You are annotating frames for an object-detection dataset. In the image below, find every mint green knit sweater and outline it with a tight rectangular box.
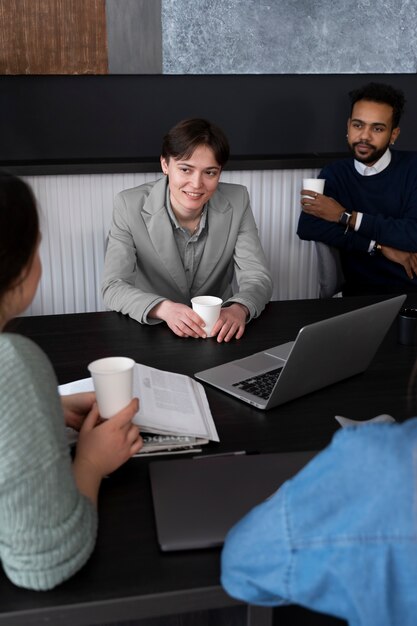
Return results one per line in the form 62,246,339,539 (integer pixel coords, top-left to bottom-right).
0,333,97,590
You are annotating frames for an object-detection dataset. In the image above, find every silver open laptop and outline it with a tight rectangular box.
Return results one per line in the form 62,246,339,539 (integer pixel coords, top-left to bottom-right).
195,295,406,410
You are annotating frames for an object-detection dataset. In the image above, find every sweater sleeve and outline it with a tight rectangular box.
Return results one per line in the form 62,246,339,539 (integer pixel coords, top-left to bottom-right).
356,167,417,250
297,167,372,254
0,334,97,590
298,153,417,253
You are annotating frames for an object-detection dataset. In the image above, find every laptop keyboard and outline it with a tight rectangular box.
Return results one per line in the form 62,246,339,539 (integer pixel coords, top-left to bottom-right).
232,367,283,400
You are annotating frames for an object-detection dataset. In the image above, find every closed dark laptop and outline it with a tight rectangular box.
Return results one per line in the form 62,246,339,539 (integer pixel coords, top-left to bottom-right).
150,450,317,551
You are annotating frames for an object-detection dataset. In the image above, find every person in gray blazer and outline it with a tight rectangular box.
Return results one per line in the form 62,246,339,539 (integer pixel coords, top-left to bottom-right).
102,118,273,342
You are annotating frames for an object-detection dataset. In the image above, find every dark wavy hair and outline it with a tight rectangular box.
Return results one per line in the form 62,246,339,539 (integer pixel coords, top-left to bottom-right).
349,82,406,129
161,118,230,167
0,171,39,305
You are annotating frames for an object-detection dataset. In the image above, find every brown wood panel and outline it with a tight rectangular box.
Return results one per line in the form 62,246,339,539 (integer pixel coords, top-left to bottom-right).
0,0,108,74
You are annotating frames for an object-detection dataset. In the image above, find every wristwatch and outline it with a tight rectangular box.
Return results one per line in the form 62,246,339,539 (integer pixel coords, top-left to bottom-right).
369,242,382,256
338,211,352,227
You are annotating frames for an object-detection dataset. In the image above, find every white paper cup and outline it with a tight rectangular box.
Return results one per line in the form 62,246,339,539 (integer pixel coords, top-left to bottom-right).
191,296,223,338
302,178,325,200
87,356,135,419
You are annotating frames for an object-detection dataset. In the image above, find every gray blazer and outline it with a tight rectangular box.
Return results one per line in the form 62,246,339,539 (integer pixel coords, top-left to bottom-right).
102,177,273,324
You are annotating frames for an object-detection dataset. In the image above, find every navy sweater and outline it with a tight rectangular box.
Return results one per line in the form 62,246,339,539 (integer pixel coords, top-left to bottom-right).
297,150,417,295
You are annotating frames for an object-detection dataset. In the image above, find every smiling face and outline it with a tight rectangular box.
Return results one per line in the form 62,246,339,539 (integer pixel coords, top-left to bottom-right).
160,144,221,221
347,99,400,165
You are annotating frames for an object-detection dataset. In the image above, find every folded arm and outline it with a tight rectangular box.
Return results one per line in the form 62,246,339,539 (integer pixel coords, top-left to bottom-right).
298,169,417,279
299,165,417,251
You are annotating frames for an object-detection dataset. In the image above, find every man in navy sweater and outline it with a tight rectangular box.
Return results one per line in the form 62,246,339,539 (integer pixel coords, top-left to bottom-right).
297,82,417,295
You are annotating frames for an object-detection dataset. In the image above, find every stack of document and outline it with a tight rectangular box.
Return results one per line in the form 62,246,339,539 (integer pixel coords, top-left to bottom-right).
59,363,219,455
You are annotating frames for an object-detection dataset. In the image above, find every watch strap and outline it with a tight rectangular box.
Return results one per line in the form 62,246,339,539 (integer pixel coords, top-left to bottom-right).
369,242,382,256
338,211,352,226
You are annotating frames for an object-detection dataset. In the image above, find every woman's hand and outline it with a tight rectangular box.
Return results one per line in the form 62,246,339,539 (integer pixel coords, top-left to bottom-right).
150,300,207,338
211,303,248,342
73,398,143,506
61,392,96,430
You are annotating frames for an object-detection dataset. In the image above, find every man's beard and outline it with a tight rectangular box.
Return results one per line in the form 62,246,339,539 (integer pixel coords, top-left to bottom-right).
348,140,390,165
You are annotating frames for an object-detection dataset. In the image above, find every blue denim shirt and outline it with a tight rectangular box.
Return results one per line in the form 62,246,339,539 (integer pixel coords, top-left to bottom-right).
221,419,417,626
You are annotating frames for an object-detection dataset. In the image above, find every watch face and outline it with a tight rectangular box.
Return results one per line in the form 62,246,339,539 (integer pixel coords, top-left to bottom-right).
340,212,351,226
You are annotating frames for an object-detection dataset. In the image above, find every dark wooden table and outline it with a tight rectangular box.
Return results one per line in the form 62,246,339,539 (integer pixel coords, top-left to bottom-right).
2,296,417,626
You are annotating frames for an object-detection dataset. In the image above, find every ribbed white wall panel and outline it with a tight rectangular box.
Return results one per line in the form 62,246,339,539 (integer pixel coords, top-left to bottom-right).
23,168,320,316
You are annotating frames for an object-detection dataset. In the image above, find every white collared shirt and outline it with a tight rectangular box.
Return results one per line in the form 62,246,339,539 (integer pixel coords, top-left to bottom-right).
165,188,208,290
354,148,391,177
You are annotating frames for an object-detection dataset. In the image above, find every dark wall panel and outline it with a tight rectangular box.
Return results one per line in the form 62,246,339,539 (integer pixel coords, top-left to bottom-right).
1,74,416,173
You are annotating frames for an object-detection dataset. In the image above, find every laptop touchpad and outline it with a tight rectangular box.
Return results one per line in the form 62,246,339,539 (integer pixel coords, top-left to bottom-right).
236,353,283,373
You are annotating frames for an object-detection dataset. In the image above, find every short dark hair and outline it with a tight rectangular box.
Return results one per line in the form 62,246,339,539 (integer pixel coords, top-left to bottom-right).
161,118,230,167
349,82,406,129
0,171,39,306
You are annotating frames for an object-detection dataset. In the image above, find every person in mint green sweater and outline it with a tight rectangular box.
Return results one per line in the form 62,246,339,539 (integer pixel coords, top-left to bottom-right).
0,171,143,590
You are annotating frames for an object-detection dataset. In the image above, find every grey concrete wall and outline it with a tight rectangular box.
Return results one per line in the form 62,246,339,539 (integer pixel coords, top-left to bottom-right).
162,0,417,74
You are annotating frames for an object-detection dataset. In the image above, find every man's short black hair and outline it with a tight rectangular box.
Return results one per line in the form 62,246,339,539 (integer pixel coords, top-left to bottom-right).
349,82,406,128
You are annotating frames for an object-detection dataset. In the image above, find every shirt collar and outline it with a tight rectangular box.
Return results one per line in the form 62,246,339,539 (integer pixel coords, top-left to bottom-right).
165,187,207,233
165,187,180,228
354,148,392,176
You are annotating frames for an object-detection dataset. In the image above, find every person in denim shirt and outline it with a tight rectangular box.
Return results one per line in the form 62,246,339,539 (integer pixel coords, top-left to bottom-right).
221,419,417,626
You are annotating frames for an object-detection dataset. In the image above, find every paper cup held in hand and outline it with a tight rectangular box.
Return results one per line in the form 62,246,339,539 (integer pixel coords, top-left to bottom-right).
191,296,223,338
302,178,325,200
87,356,135,418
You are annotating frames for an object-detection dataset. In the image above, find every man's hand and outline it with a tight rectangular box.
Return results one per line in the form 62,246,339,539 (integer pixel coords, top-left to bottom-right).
150,300,248,341
211,303,248,343
381,245,417,279
150,300,207,338
300,190,348,223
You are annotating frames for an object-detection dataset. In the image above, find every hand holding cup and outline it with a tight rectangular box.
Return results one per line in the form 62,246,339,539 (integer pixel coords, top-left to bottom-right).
87,356,135,418
191,296,223,338
301,178,325,204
